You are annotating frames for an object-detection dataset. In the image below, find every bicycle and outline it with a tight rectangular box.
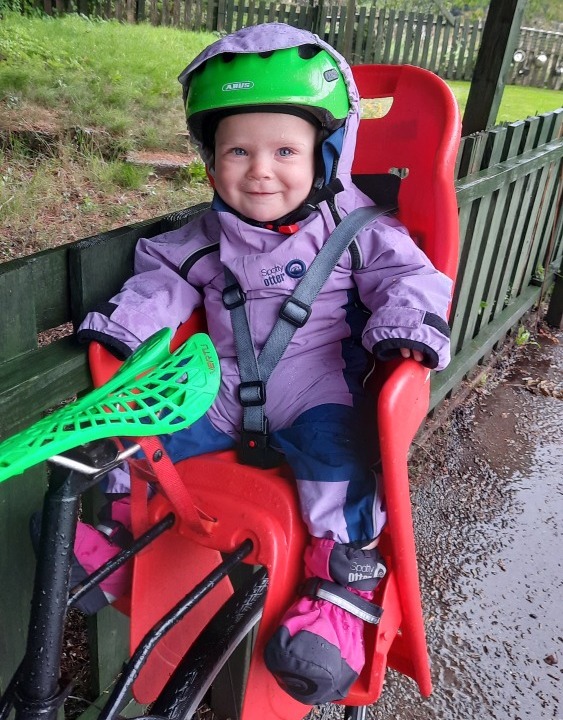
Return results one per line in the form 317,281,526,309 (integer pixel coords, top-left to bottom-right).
0,62,461,720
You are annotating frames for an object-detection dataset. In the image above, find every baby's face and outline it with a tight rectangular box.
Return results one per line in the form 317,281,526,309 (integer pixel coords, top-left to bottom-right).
213,112,317,223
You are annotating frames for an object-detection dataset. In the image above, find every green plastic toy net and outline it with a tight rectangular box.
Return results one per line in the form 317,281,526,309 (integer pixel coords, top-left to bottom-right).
0,329,220,484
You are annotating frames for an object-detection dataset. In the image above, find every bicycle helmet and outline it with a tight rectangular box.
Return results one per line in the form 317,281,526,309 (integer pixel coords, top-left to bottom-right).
184,44,350,154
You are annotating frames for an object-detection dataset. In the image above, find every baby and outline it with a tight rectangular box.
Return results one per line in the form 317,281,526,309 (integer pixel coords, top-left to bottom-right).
75,23,452,705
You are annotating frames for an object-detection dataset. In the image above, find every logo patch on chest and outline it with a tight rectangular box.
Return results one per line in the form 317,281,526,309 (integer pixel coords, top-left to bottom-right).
261,264,285,287
260,260,307,287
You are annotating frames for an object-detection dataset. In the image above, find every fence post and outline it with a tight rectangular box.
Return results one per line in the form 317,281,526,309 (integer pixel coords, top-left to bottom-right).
462,0,527,134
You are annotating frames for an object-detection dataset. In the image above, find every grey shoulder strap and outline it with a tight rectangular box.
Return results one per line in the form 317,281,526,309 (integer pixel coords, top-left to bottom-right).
223,204,394,464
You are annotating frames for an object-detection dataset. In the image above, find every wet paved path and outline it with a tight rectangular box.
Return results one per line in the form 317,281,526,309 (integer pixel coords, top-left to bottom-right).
310,328,562,720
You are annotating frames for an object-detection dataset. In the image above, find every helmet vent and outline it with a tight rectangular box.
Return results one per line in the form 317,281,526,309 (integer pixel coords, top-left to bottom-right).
258,51,274,58
221,52,236,63
298,44,321,60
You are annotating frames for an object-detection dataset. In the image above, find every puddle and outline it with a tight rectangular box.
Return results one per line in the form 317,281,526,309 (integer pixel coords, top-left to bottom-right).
360,334,563,720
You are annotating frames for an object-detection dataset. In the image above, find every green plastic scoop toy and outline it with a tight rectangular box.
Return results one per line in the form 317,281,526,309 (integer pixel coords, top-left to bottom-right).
0,329,220,484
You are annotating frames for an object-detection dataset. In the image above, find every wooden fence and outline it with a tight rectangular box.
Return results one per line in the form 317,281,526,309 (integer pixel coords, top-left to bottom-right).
434,107,563,407
0,108,562,703
10,0,563,89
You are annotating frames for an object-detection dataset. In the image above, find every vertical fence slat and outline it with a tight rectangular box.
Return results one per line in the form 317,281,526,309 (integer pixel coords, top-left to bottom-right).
256,0,265,25
382,9,395,63
354,6,367,64
429,16,443,73
194,0,202,31
401,11,416,65
287,3,297,31
479,124,526,328
363,8,376,64
412,13,425,68
520,158,560,286
446,17,461,79
392,11,405,65
419,14,433,69
327,5,338,51
317,2,330,42
493,123,539,316
205,0,213,31
267,2,276,23
372,9,387,64
502,117,542,303
531,157,563,280
451,188,498,351
150,0,158,25
464,20,481,79
439,17,453,77
511,162,551,295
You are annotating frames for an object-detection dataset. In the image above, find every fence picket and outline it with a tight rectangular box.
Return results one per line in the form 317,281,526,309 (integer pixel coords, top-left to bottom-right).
372,9,387,64
429,16,443,73
440,17,453,76
412,13,424,67
382,9,396,64
364,9,377,64
354,6,367,64
447,17,461,79
529,157,563,281
478,125,526,329
392,11,406,65
401,11,416,64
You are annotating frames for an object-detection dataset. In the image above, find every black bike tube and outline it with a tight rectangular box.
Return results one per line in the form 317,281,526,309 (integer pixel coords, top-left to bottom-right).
97,539,255,720
150,566,268,720
68,513,175,608
13,467,83,720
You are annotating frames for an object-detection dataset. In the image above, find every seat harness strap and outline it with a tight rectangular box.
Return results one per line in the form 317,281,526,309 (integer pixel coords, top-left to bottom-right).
223,204,395,467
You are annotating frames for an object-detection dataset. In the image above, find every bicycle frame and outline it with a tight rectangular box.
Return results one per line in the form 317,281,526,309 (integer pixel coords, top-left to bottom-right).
0,441,262,720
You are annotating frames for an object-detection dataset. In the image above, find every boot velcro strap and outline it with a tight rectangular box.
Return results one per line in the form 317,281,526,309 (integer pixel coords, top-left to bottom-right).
301,578,383,625
96,521,133,550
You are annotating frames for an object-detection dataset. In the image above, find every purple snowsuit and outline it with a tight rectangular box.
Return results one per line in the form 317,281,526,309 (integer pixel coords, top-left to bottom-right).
78,24,452,546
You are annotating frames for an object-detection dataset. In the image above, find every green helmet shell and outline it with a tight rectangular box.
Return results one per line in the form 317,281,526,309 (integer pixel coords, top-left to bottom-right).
186,45,350,147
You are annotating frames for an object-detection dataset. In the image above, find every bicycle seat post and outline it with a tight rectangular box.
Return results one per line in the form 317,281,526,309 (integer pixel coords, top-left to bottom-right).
14,465,90,720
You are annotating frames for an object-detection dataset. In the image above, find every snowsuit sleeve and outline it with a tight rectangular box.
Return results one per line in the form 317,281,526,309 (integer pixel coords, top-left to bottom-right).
77,228,206,358
354,215,453,371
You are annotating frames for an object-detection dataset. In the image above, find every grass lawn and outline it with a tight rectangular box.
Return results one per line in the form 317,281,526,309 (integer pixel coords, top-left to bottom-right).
447,81,562,123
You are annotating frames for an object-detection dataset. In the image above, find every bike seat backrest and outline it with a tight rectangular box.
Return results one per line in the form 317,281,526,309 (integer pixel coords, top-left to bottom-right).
351,64,460,284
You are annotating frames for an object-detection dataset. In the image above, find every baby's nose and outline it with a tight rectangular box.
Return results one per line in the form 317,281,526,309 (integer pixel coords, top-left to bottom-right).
248,154,273,179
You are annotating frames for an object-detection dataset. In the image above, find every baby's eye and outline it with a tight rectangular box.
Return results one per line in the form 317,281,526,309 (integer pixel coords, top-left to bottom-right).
231,147,247,156
278,147,294,157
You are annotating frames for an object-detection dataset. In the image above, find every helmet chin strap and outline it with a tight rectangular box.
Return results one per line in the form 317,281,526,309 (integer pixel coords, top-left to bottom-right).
267,179,344,231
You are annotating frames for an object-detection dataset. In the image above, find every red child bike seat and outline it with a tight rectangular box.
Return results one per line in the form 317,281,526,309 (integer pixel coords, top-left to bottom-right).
89,63,460,719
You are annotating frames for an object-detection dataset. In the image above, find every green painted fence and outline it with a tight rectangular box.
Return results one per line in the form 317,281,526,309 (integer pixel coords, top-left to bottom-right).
0,109,562,705
11,0,563,89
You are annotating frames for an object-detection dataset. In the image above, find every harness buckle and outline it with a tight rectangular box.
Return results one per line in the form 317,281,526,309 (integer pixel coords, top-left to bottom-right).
238,380,266,407
239,427,283,469
279,297,311,328
222,283,246,310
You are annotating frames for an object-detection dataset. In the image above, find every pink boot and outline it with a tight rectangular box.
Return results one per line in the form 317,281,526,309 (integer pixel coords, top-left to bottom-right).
264,537,386,705
72,496,133,614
